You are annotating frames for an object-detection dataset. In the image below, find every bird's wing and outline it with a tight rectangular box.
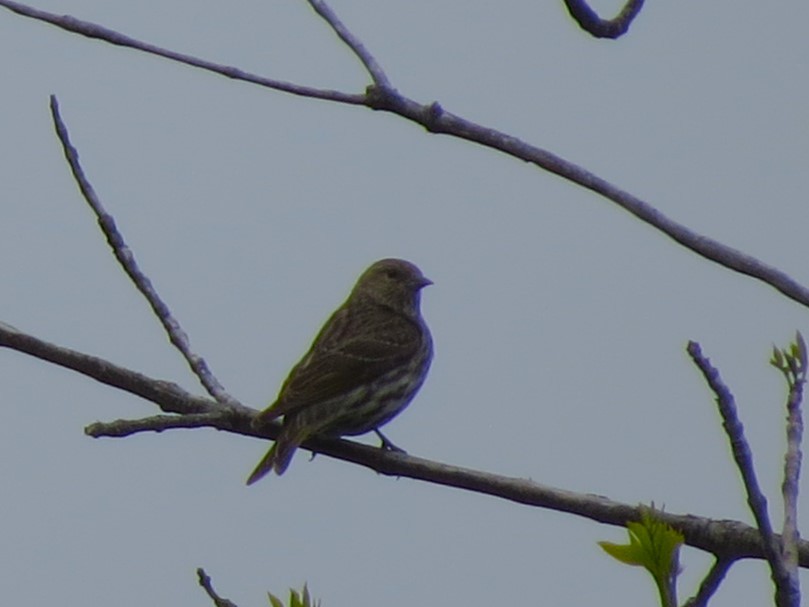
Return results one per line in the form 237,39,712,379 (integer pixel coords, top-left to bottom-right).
257,308,422,421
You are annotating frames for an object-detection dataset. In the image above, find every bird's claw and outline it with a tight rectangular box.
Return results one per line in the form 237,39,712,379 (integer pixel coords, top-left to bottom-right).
374,429,407,454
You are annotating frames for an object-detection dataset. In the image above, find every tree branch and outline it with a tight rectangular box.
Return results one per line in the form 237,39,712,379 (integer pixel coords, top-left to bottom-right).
49,95,238,407
687,341,793,604
2,0,806,312
3,321,809,566
562,0,646,39
0,321,239,415
683,557,735,607
779,334,806,606
0,0,363,104
362,87,809,311
85,413,230,438
197,568,239,607
306,0,390,87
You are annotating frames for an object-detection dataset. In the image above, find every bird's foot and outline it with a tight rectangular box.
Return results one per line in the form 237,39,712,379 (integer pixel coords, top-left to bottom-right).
374,429,407,454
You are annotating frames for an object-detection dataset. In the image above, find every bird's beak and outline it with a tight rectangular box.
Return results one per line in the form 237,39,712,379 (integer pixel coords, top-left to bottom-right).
417,276,433,289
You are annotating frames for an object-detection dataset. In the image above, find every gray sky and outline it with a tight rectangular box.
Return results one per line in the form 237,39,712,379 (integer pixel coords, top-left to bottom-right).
1,0,808,605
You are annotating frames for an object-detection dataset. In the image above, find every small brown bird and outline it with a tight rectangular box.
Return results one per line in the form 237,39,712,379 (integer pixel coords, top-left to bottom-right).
246,258,433,483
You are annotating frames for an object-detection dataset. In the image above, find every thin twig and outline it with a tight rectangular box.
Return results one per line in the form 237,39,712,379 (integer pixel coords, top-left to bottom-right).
2,1,809,310
197,568,239,607
306,0,390,87
683,557,735,607
0,0,362,104
780,333,806,605
687,341,791,597
562,0,646,39
85,413,228,438
49,95,238,407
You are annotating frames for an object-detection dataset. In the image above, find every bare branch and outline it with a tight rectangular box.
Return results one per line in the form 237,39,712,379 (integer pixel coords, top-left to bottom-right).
1,1,807,310
0,321,241,415
687,341,792,602
4,321,809,566
563,0,646,39
197,568,239,607
86,413,228,438
306,0,390,87
363,88,809,310
49,95,239,407
683,557,735,607
244,429,809,570
0,0,362,104
780,333,806,605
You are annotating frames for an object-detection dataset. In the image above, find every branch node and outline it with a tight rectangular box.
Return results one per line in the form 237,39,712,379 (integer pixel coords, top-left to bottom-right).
423,102,445,131
364,84,397,110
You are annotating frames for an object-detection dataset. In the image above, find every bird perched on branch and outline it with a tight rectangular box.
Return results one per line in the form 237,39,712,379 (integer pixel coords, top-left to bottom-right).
246,258,433,484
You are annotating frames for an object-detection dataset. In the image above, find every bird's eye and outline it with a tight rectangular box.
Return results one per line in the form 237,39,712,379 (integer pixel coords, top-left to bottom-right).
385,269,398,279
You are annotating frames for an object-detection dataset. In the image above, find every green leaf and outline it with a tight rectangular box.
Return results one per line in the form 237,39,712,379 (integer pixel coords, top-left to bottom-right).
599,507,683,607
267,584,319,607
598,539,645,566
290,589,302,607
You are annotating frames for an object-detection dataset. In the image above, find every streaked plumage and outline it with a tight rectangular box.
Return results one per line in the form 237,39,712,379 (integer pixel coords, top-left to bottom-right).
246,258,433,483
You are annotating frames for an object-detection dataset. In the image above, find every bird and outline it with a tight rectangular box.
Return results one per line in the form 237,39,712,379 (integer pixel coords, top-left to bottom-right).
246,258,433,484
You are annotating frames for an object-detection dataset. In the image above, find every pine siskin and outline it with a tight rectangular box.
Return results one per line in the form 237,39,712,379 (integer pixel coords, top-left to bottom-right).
246,258,433,483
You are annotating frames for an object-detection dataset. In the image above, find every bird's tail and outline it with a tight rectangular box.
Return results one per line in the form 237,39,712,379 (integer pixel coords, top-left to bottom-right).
246,442,278,485
245,436,302,485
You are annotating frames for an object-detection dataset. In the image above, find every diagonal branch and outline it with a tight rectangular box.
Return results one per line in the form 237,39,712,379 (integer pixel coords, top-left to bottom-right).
683,557,735,607
2,0,806,311
361,89,809,311
306,0,390,87
197,568,239,607
0,321,252,417
49,95,237,407
687,341,792,602
0,0,363,104
4,320,809,567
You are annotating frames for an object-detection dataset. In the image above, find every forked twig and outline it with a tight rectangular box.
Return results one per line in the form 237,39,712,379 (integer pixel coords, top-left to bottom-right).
0,0,805,311
0,0,362,104
306,0,390,87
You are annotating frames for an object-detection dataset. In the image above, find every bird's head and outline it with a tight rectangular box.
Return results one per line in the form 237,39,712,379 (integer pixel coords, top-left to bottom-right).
353,258,432,315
